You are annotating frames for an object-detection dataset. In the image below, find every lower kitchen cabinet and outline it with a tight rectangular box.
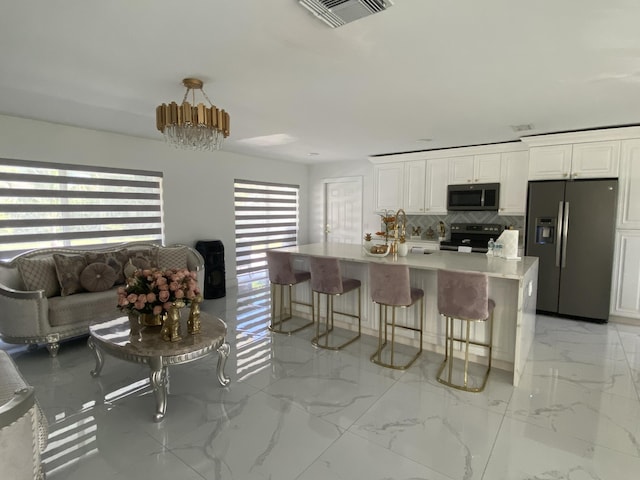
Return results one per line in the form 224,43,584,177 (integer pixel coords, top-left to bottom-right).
611,230,640,319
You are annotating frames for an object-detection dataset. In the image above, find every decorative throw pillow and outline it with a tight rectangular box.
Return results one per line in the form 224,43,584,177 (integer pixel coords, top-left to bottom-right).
157,246,189,270
17,257,61,297
123,259,139,279
80,262,117,292
128,248,157,270
85,248,129,285
53,254,87,296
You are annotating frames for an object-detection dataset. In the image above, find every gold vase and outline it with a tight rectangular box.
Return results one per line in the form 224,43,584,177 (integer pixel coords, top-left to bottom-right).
139,312,164,327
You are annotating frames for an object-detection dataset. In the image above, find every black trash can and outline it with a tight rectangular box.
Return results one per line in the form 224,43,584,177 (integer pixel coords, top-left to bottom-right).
195,240,226,299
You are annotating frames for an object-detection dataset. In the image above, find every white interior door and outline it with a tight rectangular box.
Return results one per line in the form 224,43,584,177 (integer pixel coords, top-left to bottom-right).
324,177,363,244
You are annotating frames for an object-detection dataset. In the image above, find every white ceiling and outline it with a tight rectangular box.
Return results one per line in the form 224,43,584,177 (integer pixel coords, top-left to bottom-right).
2,0,640,164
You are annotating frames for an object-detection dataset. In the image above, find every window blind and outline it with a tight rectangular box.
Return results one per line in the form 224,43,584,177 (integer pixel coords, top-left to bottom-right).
0,159,164,260
234,179,300,276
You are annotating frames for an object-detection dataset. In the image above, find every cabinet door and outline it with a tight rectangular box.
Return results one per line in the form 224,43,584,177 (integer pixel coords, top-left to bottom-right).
474,153,502,183
610,230,640,319
425,158,448,214
448,156,474,184
373,163,404,212
404,160,427,213
618,139,640,228
499,151,528,215
528,145,572,180
571,141,620,178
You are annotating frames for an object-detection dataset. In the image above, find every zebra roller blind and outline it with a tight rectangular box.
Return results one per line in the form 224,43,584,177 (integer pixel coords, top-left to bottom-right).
234,179,300,276
0,158,164,260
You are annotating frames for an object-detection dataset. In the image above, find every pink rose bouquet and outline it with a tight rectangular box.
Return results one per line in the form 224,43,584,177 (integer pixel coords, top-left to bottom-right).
117,267,200,315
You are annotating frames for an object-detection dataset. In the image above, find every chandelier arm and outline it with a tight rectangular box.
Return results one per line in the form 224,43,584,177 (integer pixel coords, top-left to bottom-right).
200,89,215,107
181,88,190,104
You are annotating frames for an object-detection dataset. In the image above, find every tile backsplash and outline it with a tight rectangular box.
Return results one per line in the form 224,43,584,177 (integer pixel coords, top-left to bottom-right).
405,213,525,243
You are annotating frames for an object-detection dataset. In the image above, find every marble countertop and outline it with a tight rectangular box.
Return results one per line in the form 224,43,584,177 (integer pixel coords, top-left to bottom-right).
278,243,538,280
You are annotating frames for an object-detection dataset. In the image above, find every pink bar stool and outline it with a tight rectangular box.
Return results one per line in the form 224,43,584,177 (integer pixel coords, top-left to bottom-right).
369,262,424,370
266,251,313,334
437,269,495,392
309,256,361,350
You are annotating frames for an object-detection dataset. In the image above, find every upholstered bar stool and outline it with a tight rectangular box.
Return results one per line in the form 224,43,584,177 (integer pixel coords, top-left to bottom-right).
369,262,424,370
436,269,495,392
266,251,313,335
309,256,361,350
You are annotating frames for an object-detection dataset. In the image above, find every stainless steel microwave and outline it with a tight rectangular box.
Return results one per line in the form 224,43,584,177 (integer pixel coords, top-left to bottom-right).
447,183,500,211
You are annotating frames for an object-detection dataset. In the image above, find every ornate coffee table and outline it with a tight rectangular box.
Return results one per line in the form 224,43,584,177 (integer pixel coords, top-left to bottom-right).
87,312,230,422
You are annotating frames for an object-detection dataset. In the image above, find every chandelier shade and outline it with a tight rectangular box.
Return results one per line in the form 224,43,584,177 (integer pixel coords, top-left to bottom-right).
156,78,230,151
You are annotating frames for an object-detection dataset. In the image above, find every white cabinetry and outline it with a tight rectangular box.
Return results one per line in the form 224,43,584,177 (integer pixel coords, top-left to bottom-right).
404,160,427,213
528,141,619,180
611,230,640,319
499,151,528,215
618,139,640,229
373,158,448,214
424,159,448,214
528,145,572,179
572,141,620,178
373,163,404,211
448,154,501,184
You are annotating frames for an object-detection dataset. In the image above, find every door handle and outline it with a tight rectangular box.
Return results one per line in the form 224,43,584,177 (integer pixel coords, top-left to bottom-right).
325,224,331,234
561,202,569,268
555,201,563,267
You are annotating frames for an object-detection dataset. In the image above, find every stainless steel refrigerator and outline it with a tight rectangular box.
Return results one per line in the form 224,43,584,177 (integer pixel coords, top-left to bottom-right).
525,179,618,322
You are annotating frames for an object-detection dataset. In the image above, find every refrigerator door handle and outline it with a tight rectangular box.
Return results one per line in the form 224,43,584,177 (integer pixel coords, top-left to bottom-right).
561,201,569,268
556,201,564,267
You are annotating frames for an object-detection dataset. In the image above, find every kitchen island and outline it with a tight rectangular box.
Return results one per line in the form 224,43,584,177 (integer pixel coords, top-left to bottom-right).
276,243,539,386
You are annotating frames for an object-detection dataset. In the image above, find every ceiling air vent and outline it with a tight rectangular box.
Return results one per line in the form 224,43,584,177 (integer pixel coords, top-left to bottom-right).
298,0,393,28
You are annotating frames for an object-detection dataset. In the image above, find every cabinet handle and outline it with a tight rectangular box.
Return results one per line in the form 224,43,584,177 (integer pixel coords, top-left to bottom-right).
563,173,569,177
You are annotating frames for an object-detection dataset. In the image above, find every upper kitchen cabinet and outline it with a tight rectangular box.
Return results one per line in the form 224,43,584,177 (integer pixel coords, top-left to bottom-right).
448,154,501,184
424,159,448,214
404,160,427,213
373,162,404,211
572,141,620,178
371,157,448,214
528,145,572,179
528,141,620,180
618,139,640,229
498,151,528,215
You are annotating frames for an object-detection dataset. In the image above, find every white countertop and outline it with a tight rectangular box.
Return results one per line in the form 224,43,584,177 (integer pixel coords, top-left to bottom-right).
278,243,538,281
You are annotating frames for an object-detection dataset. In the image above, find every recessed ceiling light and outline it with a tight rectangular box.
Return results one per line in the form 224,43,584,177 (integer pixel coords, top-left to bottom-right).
308,152,319,156
510,124,535,133
417,138,433,143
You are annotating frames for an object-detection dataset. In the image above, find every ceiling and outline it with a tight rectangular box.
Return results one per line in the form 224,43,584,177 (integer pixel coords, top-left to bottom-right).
1,0,640,164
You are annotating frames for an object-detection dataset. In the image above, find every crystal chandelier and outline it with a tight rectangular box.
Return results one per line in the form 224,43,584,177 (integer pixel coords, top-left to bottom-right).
155,78,230,151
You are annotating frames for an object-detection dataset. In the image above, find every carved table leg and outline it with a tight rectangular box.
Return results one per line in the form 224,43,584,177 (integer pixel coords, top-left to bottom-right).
149,356,168,422
87,337,104,377
216,342,231,386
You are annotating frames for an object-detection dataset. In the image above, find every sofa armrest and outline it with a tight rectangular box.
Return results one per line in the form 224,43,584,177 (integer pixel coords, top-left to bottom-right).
0,386,34,426
183,245,205,289
0,282,50,341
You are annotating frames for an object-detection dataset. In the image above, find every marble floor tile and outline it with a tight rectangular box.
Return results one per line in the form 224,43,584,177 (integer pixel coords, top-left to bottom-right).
297,431,456,480
3,279,640,480
350,380,504,480
169,391,341,480
484,416,640,479
508,372,640,457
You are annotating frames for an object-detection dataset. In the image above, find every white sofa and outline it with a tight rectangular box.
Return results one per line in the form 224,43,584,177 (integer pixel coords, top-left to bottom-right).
0,242,204,356
0,349,48,480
